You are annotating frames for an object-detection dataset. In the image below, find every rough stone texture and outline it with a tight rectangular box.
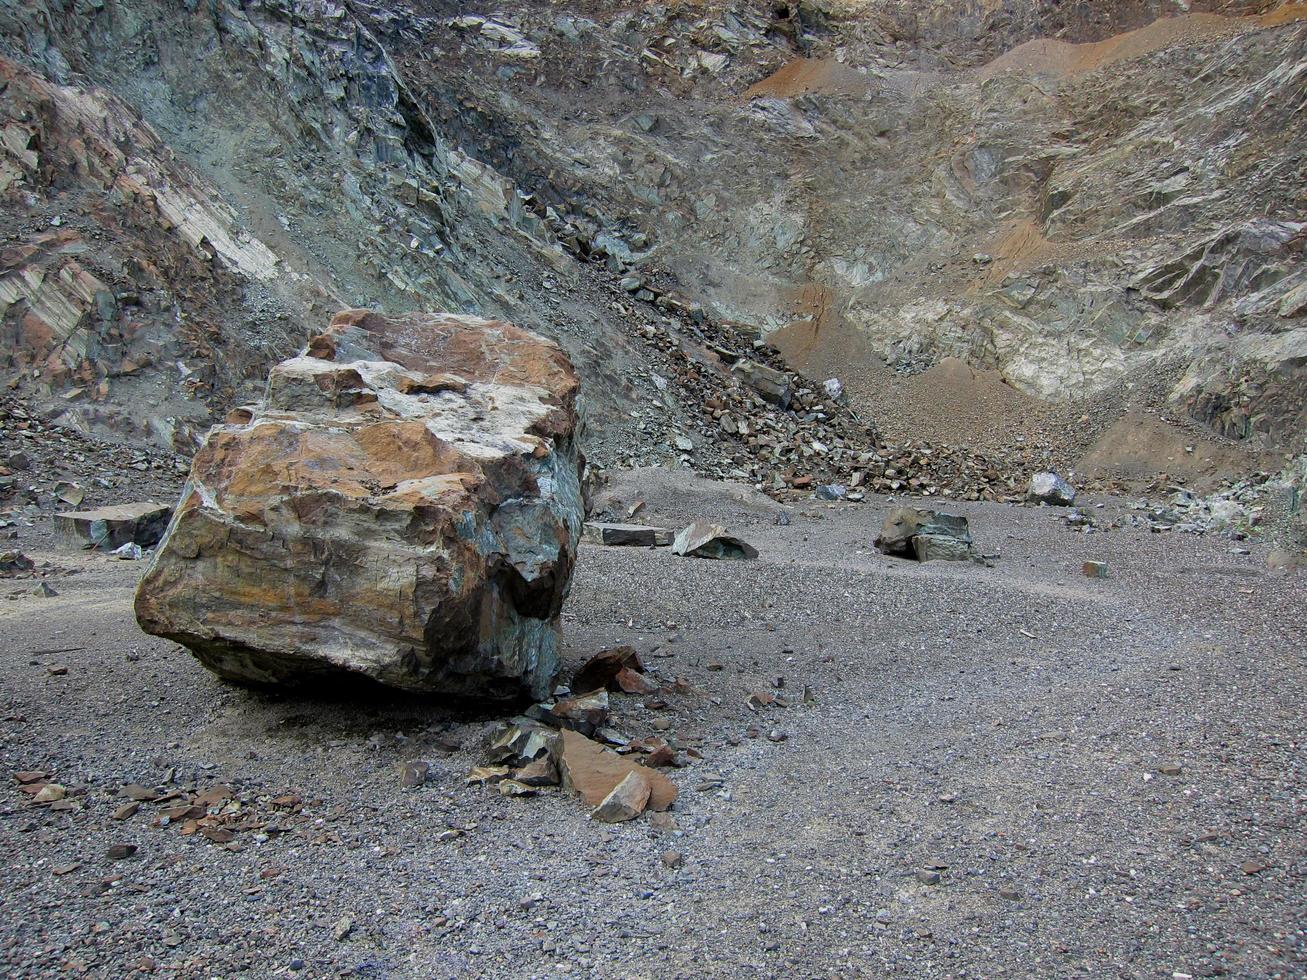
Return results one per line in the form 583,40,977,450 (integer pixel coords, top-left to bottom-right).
912,533,976,563
876,507,974,561
558,729,677,811
730,360,792,409
572,646,645,694
582,523,672,547
1027,471,1079,506
672,522,759,560
53,503,172,549
591,770,652,823
134,310,583,700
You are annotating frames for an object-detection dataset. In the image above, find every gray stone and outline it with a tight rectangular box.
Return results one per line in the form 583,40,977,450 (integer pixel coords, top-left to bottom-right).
582,523,673,547
1026,471,1077,506
672,522,758,560
912,533,974,562
54,502,172,550
875,507,974,561
730,360,791,408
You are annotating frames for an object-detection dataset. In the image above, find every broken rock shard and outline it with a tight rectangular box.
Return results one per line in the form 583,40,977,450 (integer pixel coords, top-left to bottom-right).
672,522,758,560
134,310,583,700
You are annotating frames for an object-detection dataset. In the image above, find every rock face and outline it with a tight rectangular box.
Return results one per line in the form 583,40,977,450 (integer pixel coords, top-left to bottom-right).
134,310,583,700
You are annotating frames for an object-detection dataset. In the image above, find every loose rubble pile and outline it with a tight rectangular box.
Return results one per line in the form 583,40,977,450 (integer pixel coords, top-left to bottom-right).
135,310,585,701
467,646,681,823
603,282,1050,502
0,395,187,520
12,769,307,854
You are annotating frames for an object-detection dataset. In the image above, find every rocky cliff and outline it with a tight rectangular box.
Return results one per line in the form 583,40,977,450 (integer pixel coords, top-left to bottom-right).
2,0,1304,486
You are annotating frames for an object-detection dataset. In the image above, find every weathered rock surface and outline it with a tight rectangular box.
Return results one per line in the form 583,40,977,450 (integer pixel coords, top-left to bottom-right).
134,310,583,700
876,508,975,562
672,522,758,560
591,770,652,823
572,646,645,695
582,523,672,547
558,729,677,812
54,502,172,549
1027,472,1078,506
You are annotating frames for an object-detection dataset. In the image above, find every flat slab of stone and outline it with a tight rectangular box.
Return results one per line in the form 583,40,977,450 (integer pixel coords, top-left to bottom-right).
559,729,677,812
54,502,172,549
582,522,672,546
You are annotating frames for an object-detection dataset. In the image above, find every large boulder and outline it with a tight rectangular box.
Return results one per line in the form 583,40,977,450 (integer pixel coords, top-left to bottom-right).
134,310,583,700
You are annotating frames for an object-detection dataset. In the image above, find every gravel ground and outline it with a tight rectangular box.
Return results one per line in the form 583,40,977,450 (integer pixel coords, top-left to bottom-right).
0,485,1303,979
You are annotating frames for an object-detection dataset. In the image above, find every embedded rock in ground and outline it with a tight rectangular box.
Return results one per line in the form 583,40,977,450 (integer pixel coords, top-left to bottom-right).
582,523,672,546
672,522,758,560
134,310,583,701
876,507,974,562
1026,472,1077,506
54,503,173,550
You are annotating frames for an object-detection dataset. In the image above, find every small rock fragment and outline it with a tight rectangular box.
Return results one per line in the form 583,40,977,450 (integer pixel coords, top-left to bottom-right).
572,646,645,694
32,784,66,804
498,779,539,798
614,667,657,695
591,770,651,823
466,765,511,786
399,760,430,788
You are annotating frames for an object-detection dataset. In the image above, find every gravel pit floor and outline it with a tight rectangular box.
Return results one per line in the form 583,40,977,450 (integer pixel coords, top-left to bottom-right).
0,489,1303,979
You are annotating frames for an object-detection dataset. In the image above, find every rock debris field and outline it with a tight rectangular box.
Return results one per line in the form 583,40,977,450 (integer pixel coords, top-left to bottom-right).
1,480,1303,979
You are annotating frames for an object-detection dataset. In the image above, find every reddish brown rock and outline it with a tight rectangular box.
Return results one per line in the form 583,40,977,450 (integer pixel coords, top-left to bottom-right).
558,729,677,812
134,310,583,700
591,770,652,823
572,645,645,694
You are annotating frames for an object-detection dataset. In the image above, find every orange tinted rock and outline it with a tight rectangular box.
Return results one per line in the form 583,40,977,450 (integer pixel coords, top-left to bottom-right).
134,310,583,700
559,730,677,812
